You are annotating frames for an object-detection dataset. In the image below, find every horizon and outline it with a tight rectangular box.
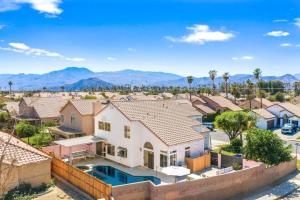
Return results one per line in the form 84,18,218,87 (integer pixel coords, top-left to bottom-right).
0,0,299,76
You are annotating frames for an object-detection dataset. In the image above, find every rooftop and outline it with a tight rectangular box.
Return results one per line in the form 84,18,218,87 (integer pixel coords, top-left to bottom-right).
0,131,50,166
252,108,276,119
111,100,208,146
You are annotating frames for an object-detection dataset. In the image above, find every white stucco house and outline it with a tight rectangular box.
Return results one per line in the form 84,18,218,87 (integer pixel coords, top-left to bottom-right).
251,108,276,130
94,100,210,171
266,103,300,128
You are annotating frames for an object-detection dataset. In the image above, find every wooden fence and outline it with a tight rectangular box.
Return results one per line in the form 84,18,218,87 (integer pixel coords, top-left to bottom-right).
185,153,211,173
51,157,112,200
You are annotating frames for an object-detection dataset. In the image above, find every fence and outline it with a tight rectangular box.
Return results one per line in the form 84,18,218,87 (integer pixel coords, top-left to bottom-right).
51,156,112,200
185,153,211,173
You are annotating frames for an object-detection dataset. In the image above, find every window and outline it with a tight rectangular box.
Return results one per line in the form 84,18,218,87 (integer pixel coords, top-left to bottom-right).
107,144,115,156
124,125,130,139
71,114,75,125
185,147,191,158
117,147,127,158
160,151,168,167
98,121,111,131
60,115,64,123
170,151,177,166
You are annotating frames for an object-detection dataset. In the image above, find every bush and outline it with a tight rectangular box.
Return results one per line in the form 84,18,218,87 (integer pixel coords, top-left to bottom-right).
43,121,57,127
15,121,36,138
230,138,243,153
84,95,97,100
244,128,293,165
232,162,242,170
4,183,49,200
0,112,9,122
30,132,53,147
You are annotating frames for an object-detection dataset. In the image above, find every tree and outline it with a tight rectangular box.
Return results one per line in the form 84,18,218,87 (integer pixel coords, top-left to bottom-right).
253,68,262,83
186,76,193,101
222,72,229,98
294,82,300,96
8,81,13,97
42,87,47,92
245,79,255,110
60,86,65,92
15,121,36,138
209,70,217,93
244,128,292,165
231,83,241,104
257,89,266,108
214,111,255,142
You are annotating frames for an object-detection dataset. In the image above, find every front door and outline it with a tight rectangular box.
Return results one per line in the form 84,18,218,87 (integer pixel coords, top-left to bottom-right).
96,142,105,156
144,150,154,169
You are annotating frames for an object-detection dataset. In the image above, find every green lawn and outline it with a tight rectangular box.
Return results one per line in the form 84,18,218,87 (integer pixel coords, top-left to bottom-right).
296,136,300,140
297,160,300,169
212,145,237,156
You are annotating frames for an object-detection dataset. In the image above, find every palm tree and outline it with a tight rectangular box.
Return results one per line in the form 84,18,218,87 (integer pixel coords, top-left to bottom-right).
8,81,13,97
60,86,65,92
222,72,230,98
245,79,255,110
253,68,262,106
186,76,193,101
231,83,240,104
209,70,217,94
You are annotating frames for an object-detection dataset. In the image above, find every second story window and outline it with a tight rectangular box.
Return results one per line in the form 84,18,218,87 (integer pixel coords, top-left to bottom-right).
124,125,130,139
98,121,111,131
71,114,75,125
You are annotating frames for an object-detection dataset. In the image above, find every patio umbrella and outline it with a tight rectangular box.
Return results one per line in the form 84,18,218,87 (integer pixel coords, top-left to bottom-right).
161,166,191,183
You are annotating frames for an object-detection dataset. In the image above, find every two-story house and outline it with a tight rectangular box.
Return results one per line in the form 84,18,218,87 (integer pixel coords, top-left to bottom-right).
94,100,210,171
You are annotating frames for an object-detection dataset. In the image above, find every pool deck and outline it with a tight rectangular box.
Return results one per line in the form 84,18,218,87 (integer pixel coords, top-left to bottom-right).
75,157,175,185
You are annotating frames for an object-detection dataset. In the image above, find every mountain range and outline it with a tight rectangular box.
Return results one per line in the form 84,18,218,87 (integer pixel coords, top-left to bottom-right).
0,67,299,91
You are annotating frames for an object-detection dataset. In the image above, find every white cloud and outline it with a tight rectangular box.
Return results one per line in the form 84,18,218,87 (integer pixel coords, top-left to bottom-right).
0,42,85,62
280,43,292,47
0,0,63,15
273,19,288,23
295,18,300,28
107,57,117,61
127,48,136,52
232,56,254,61
266,31,290,37
166,24,234,45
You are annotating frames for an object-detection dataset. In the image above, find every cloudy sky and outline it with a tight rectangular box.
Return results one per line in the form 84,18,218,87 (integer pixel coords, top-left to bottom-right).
0,0,299,76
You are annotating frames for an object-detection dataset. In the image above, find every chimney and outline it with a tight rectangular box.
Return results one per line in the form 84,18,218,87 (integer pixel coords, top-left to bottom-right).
92,101,102,115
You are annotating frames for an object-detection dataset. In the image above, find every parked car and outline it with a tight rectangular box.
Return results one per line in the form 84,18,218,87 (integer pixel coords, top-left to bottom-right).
281,123,298,135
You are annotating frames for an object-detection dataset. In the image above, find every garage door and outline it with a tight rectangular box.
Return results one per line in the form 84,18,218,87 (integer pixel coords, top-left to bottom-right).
267,120,274,129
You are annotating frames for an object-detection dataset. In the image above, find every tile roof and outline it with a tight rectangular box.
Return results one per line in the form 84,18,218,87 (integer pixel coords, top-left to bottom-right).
69,100,101,115
252,108,276,119
23,97,68,118
194,104,216,114
254,98,274,107
277,102,300,118
111,100,208,146
0,131,50,166
201,95,242,111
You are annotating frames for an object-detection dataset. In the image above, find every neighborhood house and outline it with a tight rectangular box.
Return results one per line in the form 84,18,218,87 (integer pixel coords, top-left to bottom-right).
94,100,210,170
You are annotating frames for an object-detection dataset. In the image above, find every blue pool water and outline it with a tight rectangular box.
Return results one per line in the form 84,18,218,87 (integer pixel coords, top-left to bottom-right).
86,165,161,186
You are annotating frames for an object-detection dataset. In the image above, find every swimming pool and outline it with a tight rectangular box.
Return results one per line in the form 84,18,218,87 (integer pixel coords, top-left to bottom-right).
86,165,161,186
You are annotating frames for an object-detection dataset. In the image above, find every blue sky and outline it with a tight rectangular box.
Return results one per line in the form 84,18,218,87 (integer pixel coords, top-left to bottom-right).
0,0,300,76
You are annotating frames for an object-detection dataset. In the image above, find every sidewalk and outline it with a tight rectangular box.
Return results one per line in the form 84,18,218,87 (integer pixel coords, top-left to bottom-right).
242,171,300,200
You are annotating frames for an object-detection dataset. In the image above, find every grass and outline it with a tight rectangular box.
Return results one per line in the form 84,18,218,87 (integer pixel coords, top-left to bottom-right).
212,145,237,156
297,160,300,169
21,132,54,148
296,136,300,140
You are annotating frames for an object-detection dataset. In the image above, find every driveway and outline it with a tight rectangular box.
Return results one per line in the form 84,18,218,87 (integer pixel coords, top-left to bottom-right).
210,130,230,148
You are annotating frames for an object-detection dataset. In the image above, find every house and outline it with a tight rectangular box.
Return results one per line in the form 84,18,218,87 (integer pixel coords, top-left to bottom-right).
48,100,103,138
94,100,210,170
199,94,242,113
267,102,300,127
251,108,276,129
239,98,274,110
0,131,51,195
16,97,68,124
3,101,19,116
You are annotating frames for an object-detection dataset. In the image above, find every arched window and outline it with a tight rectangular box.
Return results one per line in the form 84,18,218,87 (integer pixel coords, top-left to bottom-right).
144,142,153,150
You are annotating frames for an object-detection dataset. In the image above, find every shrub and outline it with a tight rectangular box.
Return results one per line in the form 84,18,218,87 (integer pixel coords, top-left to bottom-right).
0,112,9,122
84,95,97,100
43,121,57,127
4,182,49,200
232,162,242,170
31,132,53,147
15,121,36,138
244,128,293,165
230,138,243,153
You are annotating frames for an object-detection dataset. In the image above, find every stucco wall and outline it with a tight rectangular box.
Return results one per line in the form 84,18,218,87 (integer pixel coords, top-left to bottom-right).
61,103,94,135
95,104,204,170
112,158,297,200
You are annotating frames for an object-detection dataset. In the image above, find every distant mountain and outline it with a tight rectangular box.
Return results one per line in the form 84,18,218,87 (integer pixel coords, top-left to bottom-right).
59,78,114,91
95,69,182,86
0,67,299,90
